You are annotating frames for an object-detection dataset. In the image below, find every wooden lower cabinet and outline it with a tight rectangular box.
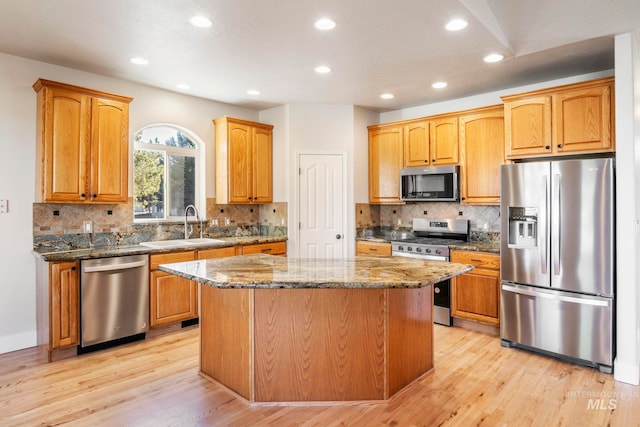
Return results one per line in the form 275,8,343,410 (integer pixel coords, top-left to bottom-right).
356,241,392,256
50,261,80,349
149,251,198,327
240,241,287,256
451,250,500,325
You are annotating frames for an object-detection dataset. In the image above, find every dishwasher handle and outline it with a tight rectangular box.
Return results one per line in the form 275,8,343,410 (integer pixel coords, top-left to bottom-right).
83,259,148,273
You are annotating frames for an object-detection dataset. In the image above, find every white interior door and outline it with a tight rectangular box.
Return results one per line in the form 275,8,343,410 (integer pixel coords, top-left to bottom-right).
298,153,345,259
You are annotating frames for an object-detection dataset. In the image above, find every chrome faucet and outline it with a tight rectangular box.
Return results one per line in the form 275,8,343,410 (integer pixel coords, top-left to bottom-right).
184,205,203,239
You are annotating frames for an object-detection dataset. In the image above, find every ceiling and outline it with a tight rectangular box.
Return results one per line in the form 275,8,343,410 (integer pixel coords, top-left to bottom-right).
0,0,639,111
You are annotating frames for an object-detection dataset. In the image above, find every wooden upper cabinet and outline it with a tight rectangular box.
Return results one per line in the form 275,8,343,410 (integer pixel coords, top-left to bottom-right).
459,106,504,205
33,79,132,203
430,115,459,165
504,96,552,158
502,77,614,159
403,121,430,166
214,117,273,204
368,125,404,204
554,83,613,153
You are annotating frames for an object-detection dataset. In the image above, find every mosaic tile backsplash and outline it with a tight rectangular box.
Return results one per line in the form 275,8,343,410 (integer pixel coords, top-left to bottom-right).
33,199,287,251
356,202,500,243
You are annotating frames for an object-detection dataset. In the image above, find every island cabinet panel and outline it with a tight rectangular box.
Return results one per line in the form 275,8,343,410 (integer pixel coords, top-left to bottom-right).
200,286,252,400
149,251,197,327
387,287,433,397
253,288,386,402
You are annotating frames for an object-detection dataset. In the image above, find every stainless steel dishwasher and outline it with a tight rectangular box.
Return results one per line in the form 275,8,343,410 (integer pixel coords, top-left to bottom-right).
79,254,149,353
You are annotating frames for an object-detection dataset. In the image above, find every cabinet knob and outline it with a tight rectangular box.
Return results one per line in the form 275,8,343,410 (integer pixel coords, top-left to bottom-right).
81,193,86,198
71,266,77,271
424,160,428,163
557,144,563,148
92,194,97,198
248,197,252,200
545,145,550,150
432,159,436,162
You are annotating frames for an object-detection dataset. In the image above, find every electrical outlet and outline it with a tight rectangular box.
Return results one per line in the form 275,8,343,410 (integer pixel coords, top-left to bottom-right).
83,220,92,233
211,218,218,226
0,199,7,213
225,217,230,226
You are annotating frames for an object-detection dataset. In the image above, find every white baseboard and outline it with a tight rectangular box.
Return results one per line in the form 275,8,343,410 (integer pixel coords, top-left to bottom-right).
0,331,37,355
614,358,640,385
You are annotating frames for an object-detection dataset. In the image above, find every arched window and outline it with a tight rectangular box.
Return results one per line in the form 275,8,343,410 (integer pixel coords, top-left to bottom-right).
133,124,202,221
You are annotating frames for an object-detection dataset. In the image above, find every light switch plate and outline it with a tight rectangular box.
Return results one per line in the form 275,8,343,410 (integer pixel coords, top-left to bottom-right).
0,199,7,213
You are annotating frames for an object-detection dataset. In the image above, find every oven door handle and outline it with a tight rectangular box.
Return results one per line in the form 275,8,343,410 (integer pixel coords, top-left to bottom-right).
392,251,448,261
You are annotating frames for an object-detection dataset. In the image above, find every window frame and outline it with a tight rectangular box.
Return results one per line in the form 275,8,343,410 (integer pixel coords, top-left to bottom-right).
132,123,205,223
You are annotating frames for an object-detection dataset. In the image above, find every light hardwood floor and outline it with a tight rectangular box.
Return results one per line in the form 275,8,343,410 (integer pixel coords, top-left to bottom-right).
1,325,638,426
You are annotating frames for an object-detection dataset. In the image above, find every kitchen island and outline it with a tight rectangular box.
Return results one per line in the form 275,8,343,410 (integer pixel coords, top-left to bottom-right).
159,254,472,403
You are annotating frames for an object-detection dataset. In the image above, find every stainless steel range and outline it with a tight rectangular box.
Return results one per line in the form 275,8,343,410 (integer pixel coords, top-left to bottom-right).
391,218,470,326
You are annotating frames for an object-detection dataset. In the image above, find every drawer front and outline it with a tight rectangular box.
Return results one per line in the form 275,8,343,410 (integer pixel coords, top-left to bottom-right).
150,251,196,270
451,251,499,270
356,241,392,256
242,241,287,255
198,246,236,259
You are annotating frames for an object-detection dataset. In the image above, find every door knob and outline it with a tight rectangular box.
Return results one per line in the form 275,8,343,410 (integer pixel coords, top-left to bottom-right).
336,234,342,239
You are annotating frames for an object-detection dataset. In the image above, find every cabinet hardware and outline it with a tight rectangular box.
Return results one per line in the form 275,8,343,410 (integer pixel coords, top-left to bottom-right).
545,146,551,149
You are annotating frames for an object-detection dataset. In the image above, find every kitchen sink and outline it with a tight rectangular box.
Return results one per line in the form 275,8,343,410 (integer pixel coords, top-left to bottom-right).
139,238,225,249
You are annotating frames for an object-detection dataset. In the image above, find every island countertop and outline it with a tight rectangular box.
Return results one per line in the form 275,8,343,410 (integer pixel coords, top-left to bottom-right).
158,253,473,289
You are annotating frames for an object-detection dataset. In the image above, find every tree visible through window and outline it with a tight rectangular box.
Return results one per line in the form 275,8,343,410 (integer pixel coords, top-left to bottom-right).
133,125,200,220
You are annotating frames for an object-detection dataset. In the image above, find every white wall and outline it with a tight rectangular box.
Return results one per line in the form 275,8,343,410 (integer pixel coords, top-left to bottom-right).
0,52,258,353
614,32,640,385
380,71,614,123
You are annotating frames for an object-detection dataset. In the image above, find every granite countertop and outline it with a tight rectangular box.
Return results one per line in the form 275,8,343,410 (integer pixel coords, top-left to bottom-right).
356,236,500,254
33,236,288,262
158,253,474,289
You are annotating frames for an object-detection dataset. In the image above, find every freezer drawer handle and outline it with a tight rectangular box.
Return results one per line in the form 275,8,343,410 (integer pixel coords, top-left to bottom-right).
502,284,609,307
83,260,148,273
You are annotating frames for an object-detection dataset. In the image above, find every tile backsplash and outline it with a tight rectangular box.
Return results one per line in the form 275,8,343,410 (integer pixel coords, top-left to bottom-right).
356,202,500,242
34,199,287,251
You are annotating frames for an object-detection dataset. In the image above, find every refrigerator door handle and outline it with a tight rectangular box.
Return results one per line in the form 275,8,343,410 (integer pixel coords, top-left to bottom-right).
552,173,561,275
540,174,548,275
502,284,610,307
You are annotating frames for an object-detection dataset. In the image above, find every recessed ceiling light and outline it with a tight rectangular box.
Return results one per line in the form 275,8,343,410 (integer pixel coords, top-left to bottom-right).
380,93,394,100
177,84,190,90
483,53,505,63
445,18,468,31
247,89,261,96
314,65,332,74
432,81,448,89
130,57,148,65
189,16,212,28
314,18,336,30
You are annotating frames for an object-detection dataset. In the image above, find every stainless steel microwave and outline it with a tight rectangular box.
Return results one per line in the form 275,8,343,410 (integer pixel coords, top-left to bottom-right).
400,165,459,202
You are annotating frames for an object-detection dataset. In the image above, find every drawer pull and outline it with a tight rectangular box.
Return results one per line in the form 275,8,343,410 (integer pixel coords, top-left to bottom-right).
262,248,272,252
471,259,482,262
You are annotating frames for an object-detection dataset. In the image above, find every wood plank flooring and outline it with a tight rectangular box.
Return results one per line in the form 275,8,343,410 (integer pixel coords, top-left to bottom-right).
0,325,638,426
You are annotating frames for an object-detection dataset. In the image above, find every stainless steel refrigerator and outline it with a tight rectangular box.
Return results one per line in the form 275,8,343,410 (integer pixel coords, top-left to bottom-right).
500,157,615,373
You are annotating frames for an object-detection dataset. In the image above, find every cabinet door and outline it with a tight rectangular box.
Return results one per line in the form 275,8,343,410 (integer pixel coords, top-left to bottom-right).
252,126,273,203
430,116,459,165
504,96,552,159
50,261,79,349
90,98,129,203
451,251,500,325
150,271,198,326
554,84,613,153
43,88,91,202
459,109,504,205
403,121,430,166
227,122,253,203
368,127,404,204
